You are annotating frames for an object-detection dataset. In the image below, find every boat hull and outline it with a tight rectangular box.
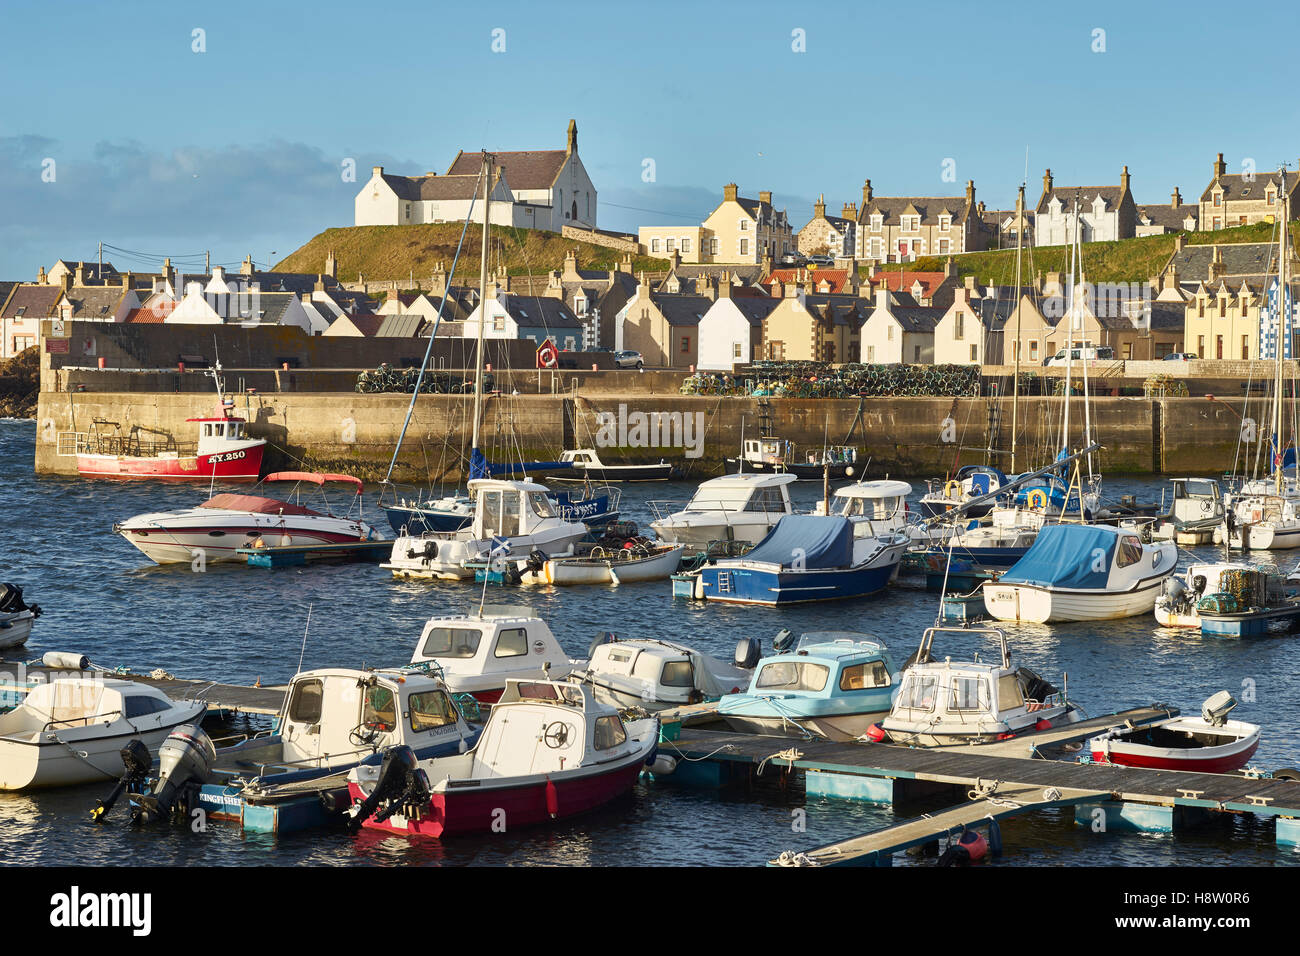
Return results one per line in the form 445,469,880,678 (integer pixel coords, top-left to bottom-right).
1089,719,1260,774
77,442,265,482
384,504,473,535
719,710,890,742
119,516,374,565
698,556,900,606
0,612,34,650
552,464,674,482
541,546,684,585
982,577,1167,623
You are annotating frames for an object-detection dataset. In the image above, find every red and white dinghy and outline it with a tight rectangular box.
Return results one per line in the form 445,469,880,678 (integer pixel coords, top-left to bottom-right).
1088,692,1260,774
346,679,658,838
115,471,380,565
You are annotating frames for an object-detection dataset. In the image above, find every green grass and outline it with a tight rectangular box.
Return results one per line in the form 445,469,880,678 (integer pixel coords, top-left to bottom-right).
274,224,670,283
878,221,1300,286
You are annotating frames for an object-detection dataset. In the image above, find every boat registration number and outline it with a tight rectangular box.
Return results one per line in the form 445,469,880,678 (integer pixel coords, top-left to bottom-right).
987,589,1012,602
208,450,247,463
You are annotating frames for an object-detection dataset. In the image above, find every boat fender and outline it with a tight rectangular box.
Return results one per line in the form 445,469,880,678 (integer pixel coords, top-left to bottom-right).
42,651,90,670
649,754,677,775
545,778,559,818
588,631,617,659
987,820,1003,858
865,724,886,743
1273,768,1300,781
960,829,988,862
772,628,796,652
734,637,761,670
1035,718,1052,731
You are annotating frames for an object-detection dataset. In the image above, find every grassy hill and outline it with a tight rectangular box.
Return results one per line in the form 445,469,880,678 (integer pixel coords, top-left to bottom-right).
274,224,670,283
895,221,1300,287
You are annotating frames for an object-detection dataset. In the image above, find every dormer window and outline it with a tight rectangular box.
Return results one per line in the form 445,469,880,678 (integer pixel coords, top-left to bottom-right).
1268,190,1276,204
1241,187,1251,197
871,214,882,231
939,216,951,232
1213,193,1222,207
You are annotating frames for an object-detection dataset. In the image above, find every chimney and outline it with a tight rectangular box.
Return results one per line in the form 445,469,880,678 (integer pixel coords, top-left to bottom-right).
562,249,580,281
1213,152,1226,179
944,256,956,278
1170,187,1181,209
813,194,826,219
618,253,632,274
842,202,856,219
1208,246,1224,283
241,254,255,276
61,272,73,293
769,276,783,299
964,275,976,292
875,286,891,311
1174,233,1185,253
314,274,326,293
965,180,975,206
162,257,174,285
1120,165,1131,196
74,263,86,286
723,183,739,203
1042,168,1053,196
566,119,577,155
372,165,384,178
325,249,338,279
122,271,134,290
862,179,873,205
785,279,799,299
703,274,719,301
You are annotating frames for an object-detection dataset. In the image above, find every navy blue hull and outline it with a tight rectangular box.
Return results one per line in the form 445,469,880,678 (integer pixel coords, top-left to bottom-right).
928,545,1030,569
698,560,898,606
385,504,471,535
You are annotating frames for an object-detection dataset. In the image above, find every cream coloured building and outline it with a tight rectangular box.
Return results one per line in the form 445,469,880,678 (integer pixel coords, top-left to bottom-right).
638,184,792,265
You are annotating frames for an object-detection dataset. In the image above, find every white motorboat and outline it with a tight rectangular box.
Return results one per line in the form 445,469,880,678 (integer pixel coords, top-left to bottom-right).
382,478,588,580
881,627,1081,747
0,583,41,651
982,523,1176,623
574,636,754,710
115,471,380,565
1155,561,1285,627
0,678,205,790
533,542,685,585
1215,490,1300,550
408,607,581,703
1138,477,1226,542
553,448,674,482
1088,692,1260,773
649,472,798,549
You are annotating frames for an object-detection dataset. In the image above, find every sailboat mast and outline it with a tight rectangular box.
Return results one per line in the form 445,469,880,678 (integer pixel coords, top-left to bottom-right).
1011,185,1024,473
1276,166,1289,494
1077,195,1094,483
471,151,492,456
1062,197,1075,457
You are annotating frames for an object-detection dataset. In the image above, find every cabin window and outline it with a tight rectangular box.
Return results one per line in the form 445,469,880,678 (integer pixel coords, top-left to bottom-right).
745,487,786,512
755,661,829,692
421,627,482,659
124,695,171,718
948,677,989,712
998,674,1025,710
482,490,521,536
593,715,627,750
839,661,890,691
408,691,459,732
529,492,557,518
363,685,397,731
1115,536,1143,568
287,679,324,723
661,661,694,688
898,673,937,711
494,627,529,658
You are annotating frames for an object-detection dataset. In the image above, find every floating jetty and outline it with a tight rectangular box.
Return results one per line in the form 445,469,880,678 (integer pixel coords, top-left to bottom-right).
236,541,391,568
652,715,1300,863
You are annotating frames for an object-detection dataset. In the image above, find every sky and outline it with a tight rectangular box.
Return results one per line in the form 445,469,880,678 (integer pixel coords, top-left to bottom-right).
2,0,1298,279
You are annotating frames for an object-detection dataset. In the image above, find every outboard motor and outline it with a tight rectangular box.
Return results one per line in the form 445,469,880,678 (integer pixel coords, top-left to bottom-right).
130,725,216,826
525,549,548,574
1202,691,1237,727
588,631,618,659
0,583,38,617
90,739,152,823
734,637,761,670
772,628,796,653
347,745,430,831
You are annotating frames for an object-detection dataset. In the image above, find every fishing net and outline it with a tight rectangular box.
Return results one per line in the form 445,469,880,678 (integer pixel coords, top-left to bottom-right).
681,363,980,398
355,364,488,394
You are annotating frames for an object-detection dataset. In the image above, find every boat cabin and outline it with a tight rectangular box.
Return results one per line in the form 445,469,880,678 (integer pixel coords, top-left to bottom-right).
409,608,575,698
1167,478,1223,525
189,415,252,456
740,437,789,468
825,479,912,535
583,637,747,705
683,472,797,514
466,478,569,540
272,667,470,770
740,634,895,701
560,449,604,467
0,679,180,739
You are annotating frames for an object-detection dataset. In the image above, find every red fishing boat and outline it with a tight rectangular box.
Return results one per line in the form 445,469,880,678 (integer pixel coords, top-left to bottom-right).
1088,692,1261,774
346,680,657,838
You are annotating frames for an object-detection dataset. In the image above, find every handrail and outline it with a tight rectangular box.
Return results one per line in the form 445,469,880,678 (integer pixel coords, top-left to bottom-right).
41,709,123,733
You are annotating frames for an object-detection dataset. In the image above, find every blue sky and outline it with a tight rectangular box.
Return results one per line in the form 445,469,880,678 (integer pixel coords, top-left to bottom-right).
2,0,1298,278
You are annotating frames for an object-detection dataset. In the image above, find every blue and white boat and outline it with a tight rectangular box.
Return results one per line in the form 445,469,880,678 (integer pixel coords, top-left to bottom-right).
716,633,899,741
386,487,619,536
692,514,908,605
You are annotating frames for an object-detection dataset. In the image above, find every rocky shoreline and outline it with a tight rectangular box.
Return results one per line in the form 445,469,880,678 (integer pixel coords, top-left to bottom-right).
0,348,38,419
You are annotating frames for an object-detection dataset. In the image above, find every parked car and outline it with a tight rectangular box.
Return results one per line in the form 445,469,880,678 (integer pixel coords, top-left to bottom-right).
614,350,644,369
779,251,807,266
1044,345,1115,367
805,254,834,266
1163,352,1196,361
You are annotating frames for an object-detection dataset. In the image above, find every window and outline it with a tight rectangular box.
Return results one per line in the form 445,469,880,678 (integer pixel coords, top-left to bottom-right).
661,661,693,688
1197,299,1205,318
363,684,396,731
913,345,922,362
871,214,882,230
998,674,1025,710
1029,341,1039,360
745,486,787,513
1197,334,1205,357
495,627,528,658
651,239,660,253
493,314,505,331
1213,217,1221,229
666,238,675,253
887,325,894,341
970,344,978,362
1242,335,1250,360
593,715,628,750
287,679,323,723
421,627,482,659
954,313,964,340
866,345,875,361
529,491,556,518
1213,194,1221,207
1268,190,1276,205
1216,335,1223,359
839,661,890,691
739,238,749,255
939,239,950,254
755,661,829,692
949,676,988,712
710,238,719,255
1116,535,1143,568
899,673,937,711
681,238,691,253
408,691,458,732
739,219,748,231
124,695,170,718
733,342,742,358
939,216,951,231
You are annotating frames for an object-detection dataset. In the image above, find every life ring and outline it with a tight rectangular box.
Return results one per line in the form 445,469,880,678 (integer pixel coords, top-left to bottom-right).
1027,488,1049,510
944,480,961,500
1201,499,1213,514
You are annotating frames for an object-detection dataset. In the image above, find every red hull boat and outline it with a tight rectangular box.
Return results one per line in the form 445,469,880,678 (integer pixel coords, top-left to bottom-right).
78,438,264,482
1088,696,1261,774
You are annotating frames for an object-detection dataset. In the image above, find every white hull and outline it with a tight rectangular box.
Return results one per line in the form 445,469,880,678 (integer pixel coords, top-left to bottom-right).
0,612,34,650
1154,604,1200,628
119,509,374,565
539,546,684,585
720,710,890,742
385,525,587,581
650,515,783,549
1215,523,1300,551
983,577,1167,623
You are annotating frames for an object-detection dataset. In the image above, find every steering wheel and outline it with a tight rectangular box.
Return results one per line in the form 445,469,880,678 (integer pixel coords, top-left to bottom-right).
349,720,390,747
542,721,573,749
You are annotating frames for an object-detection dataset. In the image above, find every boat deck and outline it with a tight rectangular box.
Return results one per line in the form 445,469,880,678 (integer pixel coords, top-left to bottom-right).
0,662,286,716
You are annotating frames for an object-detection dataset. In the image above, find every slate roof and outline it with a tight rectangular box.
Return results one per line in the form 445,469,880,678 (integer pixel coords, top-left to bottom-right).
649,293,713,327
500,295,582,329
0,282,18,313
881,303,943,333
673,264,765,284
1200,171,1298,203
52,260,119,284
447,150,567,190
1036,184,1127,214
859,196,971,226
1,285,62,318
1166,242,1288,281
60,287,131,319
382,172,490,202
723,296,782,326
1137,203,1199,231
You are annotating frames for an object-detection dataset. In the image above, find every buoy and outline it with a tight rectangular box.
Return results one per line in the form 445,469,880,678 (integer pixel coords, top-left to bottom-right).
1035,718,1052,731
649,754,677,775
545,778,559,818
42,651,90,670
959,829,988,862
865,724,886,742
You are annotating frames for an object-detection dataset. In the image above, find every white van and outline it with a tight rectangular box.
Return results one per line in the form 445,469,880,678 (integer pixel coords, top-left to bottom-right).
1044,344,1114,367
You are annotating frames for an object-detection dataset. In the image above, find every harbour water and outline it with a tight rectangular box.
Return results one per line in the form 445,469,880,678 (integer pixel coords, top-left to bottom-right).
1,418,1297,867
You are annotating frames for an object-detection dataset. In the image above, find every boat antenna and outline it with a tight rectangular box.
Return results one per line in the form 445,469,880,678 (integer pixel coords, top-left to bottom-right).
297,603,313,675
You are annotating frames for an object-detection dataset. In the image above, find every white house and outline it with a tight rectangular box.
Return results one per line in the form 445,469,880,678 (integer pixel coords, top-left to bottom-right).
463,289,583,350
696,283,780,370
1034,167,1137,245
355,120,597,232
860,288,942,364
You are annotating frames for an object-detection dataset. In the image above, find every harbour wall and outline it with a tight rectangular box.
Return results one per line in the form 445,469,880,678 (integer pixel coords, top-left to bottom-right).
34,389,1247,483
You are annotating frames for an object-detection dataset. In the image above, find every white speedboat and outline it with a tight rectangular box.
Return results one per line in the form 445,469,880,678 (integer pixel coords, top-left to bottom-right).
382,478,587,580
881,627,1081,747
115,471,380,565
649,472,798,549
574,636,754,710
409,607,580,703
0,584,41,651
0,678,205,790
1215,490,1300,550
982,523,1176,623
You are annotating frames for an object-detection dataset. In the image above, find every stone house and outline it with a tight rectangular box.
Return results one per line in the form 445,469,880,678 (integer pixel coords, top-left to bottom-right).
639,184,793,265
933,281,1018,365
1034,167,1137,245
1199,153,1300,231
614,276,714,368
759,284,865,364
55,282,141,323
854,179,985,262
1135,188,1199,236
1,284,61,358
797,197,857,258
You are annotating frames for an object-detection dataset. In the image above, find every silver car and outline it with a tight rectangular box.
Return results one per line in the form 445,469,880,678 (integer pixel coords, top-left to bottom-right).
614,350,644,369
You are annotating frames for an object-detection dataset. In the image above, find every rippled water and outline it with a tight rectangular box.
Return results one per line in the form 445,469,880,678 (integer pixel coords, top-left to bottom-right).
1,419,1296,866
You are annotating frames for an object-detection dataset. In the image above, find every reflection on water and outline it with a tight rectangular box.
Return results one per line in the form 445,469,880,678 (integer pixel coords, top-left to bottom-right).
1,420,1297,866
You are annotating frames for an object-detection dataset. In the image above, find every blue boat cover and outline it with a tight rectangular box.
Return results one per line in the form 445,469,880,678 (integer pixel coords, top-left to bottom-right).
998,524,1116,589
740,515,854,570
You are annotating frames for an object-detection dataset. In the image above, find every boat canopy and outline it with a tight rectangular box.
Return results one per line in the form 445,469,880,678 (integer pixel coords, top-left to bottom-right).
999,524,1117,589
741,515,853,569
835,479,912,500
265,471,364,493
199,493,322,517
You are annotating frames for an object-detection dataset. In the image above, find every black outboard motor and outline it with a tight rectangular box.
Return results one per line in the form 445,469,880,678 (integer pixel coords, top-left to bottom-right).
347,745,430,831
525,549,548,574
131,725,216,826
0,583,37,617
734,637,761,670
90,739,152,823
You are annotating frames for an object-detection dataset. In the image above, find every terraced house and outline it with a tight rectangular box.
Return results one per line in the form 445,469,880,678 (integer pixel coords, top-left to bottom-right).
1199,152,1300,231
639,184,793,265
760,283,865,364
853,179,986,262
1034,167,1137,245
613,275,714,367
796,197,857,259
